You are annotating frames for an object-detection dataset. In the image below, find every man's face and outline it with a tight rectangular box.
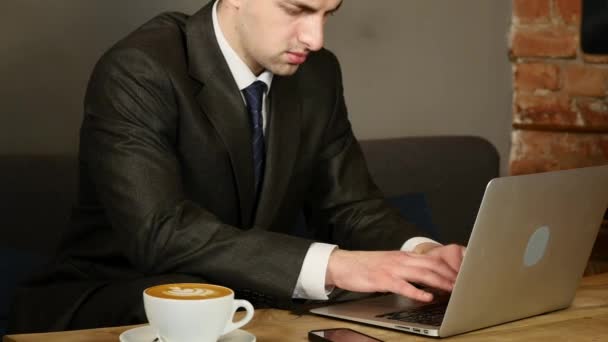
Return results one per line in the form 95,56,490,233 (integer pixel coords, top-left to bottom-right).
228,0,342,76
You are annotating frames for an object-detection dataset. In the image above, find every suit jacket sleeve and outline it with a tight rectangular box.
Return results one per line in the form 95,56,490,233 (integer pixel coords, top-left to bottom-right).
306,53,430,251
80,47,311,306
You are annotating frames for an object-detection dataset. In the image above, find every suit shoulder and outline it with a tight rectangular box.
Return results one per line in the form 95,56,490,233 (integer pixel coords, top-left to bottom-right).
85,13,191,109
100,12,189,70
120,12,188,49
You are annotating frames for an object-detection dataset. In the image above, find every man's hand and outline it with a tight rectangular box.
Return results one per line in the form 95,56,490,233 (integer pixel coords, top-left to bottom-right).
418,243,466,274
325,244,466,302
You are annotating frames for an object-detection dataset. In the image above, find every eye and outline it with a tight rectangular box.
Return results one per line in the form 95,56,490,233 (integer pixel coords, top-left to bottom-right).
281,4,303,16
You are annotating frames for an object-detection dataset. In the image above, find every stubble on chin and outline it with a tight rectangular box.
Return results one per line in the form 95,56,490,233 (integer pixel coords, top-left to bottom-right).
273,66,299,76
266,59,300,76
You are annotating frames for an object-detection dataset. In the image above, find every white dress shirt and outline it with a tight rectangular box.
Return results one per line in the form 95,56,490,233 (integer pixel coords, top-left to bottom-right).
211,1,438,300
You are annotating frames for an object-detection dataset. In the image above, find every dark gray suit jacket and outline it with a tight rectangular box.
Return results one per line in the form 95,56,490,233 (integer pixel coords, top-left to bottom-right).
10,1,424,333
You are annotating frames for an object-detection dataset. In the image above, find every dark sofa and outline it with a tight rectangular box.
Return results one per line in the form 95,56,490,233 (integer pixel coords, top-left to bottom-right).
0,135,498,336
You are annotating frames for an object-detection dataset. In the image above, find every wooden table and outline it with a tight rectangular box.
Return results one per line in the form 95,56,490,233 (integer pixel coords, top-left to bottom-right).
5,272,608,341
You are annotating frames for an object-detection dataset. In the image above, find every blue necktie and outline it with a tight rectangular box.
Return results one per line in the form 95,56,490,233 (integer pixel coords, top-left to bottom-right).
243,80,267,203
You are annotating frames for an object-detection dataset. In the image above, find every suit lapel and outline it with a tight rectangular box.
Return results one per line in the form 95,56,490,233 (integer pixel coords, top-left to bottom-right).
254,75,302,228
186,3,255,227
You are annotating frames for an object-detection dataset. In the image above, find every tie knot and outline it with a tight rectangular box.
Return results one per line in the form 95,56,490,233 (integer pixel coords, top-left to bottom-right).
243,80,267,114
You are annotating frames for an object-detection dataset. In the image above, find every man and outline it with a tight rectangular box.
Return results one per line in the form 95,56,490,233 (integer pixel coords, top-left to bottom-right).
9,0,465,333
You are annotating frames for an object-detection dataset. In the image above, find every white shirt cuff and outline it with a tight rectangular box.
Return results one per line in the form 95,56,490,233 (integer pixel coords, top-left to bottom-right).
292,242,338,300
401,236,441,252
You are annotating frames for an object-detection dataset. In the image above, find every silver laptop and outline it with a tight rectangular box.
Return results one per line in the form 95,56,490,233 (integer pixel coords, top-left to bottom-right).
311,165,608,337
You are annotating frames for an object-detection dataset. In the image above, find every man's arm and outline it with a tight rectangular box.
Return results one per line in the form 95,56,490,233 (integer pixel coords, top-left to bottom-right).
80,47,311,305
303,51,464,301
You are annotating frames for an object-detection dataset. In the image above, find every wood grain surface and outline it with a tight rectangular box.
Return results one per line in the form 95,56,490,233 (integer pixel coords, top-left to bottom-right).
4,272,608,341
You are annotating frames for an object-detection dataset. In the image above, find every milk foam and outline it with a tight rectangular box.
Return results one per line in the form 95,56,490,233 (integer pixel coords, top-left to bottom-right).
163,286,217,298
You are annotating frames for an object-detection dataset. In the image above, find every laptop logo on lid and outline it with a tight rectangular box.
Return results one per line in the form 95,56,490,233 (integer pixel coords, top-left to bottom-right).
524,225,550,267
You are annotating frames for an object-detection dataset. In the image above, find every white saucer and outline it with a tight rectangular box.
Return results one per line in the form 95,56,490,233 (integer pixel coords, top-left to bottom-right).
119,325,256,342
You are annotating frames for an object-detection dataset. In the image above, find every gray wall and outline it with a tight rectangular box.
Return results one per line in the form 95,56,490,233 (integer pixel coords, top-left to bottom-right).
1,0,512,173
325,1,512,174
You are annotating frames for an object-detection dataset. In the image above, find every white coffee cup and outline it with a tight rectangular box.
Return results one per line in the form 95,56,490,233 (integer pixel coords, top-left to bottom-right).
143,283,254,342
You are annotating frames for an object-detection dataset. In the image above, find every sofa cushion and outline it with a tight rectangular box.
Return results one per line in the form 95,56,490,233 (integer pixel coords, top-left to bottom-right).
360,136,499,245
386,193,438,240
0,248,47,329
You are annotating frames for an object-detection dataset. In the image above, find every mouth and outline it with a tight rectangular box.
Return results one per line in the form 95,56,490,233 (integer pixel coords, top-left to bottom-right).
286,51,308,65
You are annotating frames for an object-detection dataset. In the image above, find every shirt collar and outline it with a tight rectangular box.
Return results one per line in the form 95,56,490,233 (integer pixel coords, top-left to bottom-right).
212,0,273,91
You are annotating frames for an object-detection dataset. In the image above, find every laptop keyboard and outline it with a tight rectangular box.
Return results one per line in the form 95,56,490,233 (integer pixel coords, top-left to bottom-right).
376,301,447,326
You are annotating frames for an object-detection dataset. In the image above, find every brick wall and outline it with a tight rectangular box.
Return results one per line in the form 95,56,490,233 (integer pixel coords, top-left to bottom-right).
509,0,608,274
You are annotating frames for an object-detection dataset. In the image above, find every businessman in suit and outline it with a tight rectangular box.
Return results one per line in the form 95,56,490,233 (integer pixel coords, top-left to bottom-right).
9,0,465,333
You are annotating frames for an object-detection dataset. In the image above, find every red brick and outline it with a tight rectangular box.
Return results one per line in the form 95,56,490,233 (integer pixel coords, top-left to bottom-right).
509,130,608,175
601,140,608,159
577,98,608,129
564,65,608,97
514,92,578,127
514,63,560,91
555,0,582,25
583,54,608,64
511,27,578,58
513,0,551,24
509,158,554,175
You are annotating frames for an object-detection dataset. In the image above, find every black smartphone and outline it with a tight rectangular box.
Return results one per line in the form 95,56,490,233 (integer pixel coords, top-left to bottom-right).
308,328,383,342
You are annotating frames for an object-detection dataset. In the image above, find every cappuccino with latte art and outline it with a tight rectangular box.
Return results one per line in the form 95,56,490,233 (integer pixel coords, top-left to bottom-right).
145,283,231,300
143,283,254,342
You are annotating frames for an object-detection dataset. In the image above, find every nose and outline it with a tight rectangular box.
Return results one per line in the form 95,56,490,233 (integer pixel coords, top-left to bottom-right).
298,15,325,51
